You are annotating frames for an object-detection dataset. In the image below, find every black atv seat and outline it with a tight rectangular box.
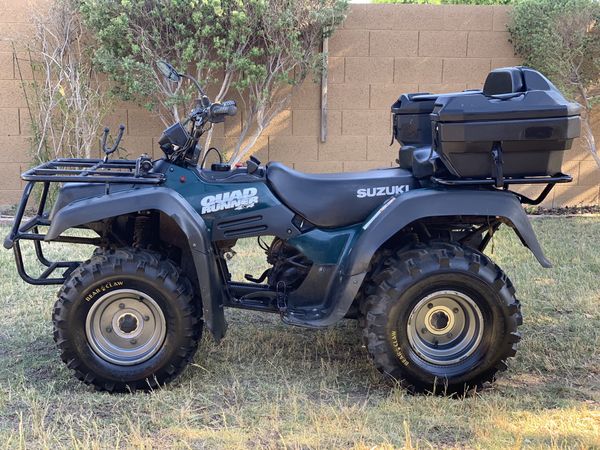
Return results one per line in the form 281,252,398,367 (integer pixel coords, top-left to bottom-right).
266,162,418,228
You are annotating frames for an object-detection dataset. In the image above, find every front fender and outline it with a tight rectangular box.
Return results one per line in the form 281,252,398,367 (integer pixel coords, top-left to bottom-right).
348,188,551,277
47,186,227,341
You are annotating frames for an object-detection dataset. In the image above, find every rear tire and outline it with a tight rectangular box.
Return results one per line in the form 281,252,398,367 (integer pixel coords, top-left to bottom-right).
53,248,202,392
359,242,522,394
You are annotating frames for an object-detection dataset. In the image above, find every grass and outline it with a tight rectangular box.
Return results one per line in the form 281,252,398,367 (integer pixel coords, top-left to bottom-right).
0,217,599,449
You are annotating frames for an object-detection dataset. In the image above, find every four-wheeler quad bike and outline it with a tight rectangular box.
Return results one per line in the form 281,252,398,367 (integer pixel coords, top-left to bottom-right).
4,62,581,394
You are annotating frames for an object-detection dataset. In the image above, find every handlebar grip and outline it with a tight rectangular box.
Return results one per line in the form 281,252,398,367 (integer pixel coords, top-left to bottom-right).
211,100,237,117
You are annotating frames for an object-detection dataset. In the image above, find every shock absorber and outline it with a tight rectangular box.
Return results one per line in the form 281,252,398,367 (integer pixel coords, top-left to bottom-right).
133,213,155,248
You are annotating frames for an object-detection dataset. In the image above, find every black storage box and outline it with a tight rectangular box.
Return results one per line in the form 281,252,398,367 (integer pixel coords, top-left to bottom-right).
431,67,581,179
392,90,480,146
392,93,438,146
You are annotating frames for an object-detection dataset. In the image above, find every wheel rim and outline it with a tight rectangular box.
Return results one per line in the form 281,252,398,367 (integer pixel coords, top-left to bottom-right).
406,290,484,366
85,288,166,366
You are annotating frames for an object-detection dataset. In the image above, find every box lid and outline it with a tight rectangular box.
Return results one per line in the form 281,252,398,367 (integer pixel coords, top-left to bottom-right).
432,91,580,123
391,93,438,115
432,67,581,123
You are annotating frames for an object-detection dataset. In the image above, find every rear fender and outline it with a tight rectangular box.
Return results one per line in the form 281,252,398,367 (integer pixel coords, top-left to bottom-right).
349,188,551,276
46,186,227,341
285,188,548,329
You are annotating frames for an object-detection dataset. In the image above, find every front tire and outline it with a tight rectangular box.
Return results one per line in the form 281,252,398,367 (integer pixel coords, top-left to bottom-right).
359,242,522,394
53,248,202,392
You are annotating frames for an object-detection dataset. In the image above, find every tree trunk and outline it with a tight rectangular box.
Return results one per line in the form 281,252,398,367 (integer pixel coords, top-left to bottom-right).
581,114,600,168
576,83,600,168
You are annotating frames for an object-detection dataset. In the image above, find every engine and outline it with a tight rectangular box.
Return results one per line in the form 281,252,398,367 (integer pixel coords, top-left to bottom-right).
266,238,312,290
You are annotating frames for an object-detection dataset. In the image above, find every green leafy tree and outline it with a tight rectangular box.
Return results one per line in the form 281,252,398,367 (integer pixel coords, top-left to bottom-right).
441,0,512,4
509,0,600,166
79,0,348,163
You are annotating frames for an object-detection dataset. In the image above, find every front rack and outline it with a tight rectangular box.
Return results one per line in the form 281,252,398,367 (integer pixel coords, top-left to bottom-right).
4,158,165,285
22,158,165,184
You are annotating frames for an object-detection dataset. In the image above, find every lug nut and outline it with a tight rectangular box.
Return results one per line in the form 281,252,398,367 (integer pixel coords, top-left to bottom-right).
421,328,427,334
143,315,150,321
119,303,125,309
453,308,459,314
427,303,433,309
130,339,137,345
106,327,112,333
447,333,453,338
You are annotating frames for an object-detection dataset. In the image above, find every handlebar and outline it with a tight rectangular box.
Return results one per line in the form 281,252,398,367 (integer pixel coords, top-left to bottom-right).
210,100,237,118
157,61,240,162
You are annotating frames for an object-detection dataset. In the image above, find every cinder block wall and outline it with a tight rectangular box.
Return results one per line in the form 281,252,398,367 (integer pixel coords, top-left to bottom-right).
0,3,598,208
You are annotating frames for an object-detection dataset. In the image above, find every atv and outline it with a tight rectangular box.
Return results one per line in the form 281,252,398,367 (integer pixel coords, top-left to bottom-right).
4,62,580,393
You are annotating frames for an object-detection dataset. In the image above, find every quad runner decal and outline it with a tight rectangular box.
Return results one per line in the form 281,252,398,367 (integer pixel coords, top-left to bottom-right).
356,185,410,198
200,188,259,214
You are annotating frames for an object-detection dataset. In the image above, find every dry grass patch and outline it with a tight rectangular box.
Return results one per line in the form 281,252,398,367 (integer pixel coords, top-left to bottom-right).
0,217,598,448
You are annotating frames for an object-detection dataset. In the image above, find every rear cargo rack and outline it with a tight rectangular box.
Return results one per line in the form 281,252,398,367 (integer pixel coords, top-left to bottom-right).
4,158,165,285
432,173,571,186
432,173,572,205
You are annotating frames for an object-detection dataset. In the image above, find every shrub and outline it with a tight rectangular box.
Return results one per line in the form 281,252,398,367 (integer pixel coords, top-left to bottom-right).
17,0,113,165
78,0,348,164
441,0,512,4
508,0,600,166
372,0,513,5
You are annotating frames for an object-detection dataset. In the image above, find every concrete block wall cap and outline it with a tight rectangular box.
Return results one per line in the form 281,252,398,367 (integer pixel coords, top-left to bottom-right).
442,5,494,31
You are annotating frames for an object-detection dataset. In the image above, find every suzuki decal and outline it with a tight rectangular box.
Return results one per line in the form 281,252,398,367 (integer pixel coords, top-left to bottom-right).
200,188,259,214
356,185,410,198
